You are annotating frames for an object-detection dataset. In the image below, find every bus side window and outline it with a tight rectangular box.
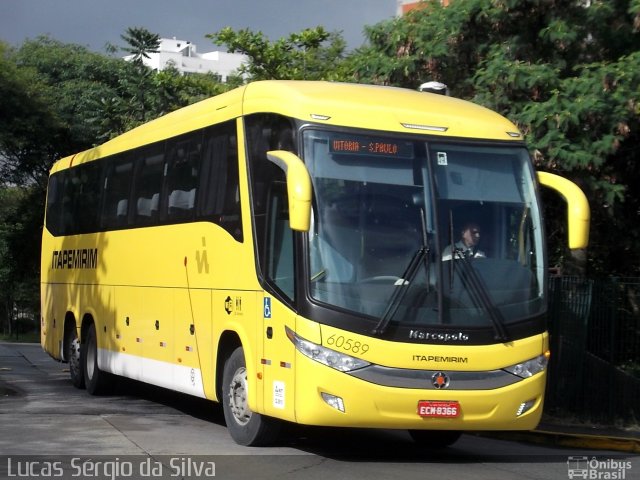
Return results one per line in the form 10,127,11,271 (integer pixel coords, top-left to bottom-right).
166,131,202,222
133,144,165,226
74,162,102,234
45,172,64,236
101,156,134,229
56,162,102,235
265,181,295,299
245,113,297,301
198,121,242,241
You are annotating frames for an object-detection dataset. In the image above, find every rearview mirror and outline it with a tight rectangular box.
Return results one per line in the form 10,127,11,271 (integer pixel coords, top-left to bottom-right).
266,150,312,232
537,171,590,250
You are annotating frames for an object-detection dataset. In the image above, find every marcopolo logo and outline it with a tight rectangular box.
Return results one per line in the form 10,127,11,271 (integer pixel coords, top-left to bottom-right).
408,330,469,342
567,456,633,479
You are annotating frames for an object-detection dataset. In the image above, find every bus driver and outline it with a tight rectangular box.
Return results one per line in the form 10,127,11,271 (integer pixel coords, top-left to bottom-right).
442,222,486,260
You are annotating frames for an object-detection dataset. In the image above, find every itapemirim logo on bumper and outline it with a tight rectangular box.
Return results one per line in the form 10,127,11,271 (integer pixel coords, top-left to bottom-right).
567,456,633,479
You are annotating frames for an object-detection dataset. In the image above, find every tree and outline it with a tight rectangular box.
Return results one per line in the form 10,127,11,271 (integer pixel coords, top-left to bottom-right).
1,37,141,185
119,27,232,125
149,65,237,118
121,27,161,64
120,27,162,123
0,34,228,326
350,0,640,275
0,41,68,188
207,26,348,81
0,187,23,335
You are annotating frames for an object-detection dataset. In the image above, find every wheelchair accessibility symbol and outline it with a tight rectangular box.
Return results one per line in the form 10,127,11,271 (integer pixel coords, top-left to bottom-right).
263,297,272,319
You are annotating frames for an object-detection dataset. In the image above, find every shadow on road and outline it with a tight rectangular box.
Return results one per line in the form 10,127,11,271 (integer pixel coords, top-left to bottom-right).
108,380,636,463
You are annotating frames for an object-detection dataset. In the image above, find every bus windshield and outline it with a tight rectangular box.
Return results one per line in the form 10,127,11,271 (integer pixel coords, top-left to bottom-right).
303,129,545,332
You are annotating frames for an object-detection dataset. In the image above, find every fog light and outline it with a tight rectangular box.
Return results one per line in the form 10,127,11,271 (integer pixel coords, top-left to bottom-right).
321,392,345,413
516,399,536,417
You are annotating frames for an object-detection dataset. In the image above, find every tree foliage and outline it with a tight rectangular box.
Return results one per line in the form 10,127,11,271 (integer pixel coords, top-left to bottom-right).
121,27,161,63
0,41,69,188
0,33,230,325
207,26,348,81
350,0,640,275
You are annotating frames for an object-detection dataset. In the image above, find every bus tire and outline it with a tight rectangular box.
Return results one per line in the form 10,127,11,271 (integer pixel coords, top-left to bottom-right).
408,430,462,448
65,323,85,389
222,346,281,446
82,322,113,395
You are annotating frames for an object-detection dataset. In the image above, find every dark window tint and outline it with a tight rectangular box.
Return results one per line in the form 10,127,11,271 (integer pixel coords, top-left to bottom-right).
101,155,134,229
245,113,297,300
72,162,103,233
45,173,64,236
45,119,242,241
46,162,103,235
265,182,295,299
166,132,202,222
133,144,165,225
198,122,242,241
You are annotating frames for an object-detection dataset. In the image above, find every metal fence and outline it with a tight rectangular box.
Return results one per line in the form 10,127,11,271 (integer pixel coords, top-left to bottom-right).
546,276,640,426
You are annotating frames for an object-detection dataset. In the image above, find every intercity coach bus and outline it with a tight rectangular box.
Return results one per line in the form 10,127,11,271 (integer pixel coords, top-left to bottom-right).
41,80,589,447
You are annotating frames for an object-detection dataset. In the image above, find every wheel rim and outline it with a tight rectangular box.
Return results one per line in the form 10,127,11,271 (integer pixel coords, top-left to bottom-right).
228,367,251,426
69,337,81,377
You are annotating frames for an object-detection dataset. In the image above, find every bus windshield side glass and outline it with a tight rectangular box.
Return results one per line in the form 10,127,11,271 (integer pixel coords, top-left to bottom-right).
303,129,545,331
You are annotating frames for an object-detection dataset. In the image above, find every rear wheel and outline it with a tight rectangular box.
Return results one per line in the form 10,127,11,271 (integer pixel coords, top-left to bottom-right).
82,322,113,395
222,346,281,446
65,324,84,389
408,430,462,448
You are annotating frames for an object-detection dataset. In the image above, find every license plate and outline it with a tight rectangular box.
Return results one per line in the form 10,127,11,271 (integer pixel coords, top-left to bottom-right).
417,400,461,418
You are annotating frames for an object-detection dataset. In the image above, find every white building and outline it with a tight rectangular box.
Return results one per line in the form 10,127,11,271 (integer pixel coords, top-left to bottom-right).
125,37,247,81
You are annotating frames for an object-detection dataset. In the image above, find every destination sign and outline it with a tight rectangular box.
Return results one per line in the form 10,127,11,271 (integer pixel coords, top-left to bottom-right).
330,135,414,159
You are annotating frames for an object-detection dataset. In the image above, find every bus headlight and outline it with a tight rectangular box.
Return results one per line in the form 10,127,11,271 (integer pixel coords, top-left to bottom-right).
503,352,549,378
285,327,370,372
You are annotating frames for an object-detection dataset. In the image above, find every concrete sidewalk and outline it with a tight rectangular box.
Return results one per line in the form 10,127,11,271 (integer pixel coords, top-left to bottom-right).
480,423,640,454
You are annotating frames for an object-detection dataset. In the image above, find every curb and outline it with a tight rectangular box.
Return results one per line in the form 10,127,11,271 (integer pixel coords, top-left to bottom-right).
478,430,640,454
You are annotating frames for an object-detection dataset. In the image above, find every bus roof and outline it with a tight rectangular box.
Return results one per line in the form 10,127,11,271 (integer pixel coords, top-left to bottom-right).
242,81,521,140
52,80,522,173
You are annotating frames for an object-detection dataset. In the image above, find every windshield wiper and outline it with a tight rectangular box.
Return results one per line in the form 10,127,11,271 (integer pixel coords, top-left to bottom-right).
452,251,510,342
372,208,430,336
371,247,428,335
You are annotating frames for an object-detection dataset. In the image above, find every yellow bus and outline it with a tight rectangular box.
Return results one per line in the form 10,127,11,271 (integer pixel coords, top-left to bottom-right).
41,80,590,447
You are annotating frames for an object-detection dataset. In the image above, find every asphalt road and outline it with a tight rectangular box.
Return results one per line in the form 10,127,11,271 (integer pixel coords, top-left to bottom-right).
0,342,637,480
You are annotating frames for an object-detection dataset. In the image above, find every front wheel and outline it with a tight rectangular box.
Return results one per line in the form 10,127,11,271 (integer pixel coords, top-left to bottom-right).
222,347,281,446
408,430,462,448
82,322,113,395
